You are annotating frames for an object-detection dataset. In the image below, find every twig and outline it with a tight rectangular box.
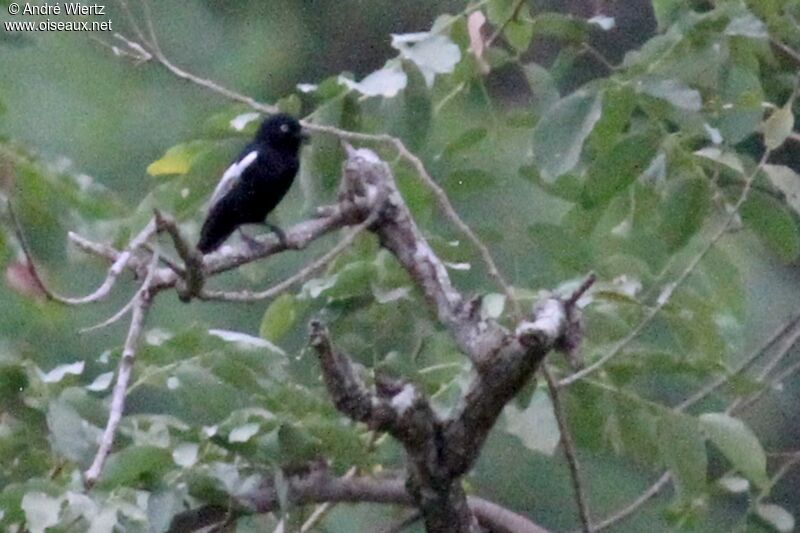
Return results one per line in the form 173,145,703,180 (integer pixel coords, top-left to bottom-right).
80,246,160,333
756,452,800,505
591,472,671,531
543,366,593,532
153,209,204,301
485,0,527,49
771,38,800,66
579,44,620,73
169,472,550,533
295,433,380,533
729,321,800,414
84,293,151,487
677,310,800,410
298,467,358,533
8,200,155,305
560,152,770,387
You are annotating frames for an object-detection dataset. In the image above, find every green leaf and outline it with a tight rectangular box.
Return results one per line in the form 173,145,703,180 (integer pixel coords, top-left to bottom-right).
278,423,322,466
581,131,661,208
589,84,636,155
659,176,710,251
172,442,199,468
97,446,172,490
532,89,603,182
148,487,186,533
339,62,407,98
392,60,432,151
699,412,768,488
530,12,588,43
21,492,62,533
391,30,461,87
46,396,102,467
326,260,378,301
717,65,764,144
637,78,702,111
229,422,261,444
694,147,744,174
505,17,533,52
725,13,768,39
522,63,560,115
755,503,795,533
146,141,211,176
658,414,707,502
444,168,494,197
259,294,299,343
441,128,487,160
763,104,795,151
503,389,560,456
717,475,749,494
276,94,302,116
741,190,800,263
763,164,800,216
651,0,682,29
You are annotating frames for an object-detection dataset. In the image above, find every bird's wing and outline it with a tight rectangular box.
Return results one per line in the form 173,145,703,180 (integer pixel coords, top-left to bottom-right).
208,150,259,209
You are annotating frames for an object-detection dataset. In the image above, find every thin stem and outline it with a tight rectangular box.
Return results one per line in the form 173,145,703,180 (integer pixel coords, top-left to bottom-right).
677,311,800,411
543,366,593,532
592,472,671,531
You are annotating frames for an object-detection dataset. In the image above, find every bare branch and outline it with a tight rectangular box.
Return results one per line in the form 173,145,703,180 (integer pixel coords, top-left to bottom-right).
80,246,160,333
8,200,155,305
309,321,480,533
153,209,204,301
444,298,570,478
84,292,151,487
199,212,377,302
542,366,593,532
169,471,550,533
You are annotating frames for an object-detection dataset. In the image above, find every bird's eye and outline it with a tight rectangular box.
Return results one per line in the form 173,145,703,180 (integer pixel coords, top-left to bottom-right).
280,124,289,133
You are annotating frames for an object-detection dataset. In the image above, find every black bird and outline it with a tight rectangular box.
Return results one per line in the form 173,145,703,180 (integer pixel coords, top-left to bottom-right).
197,114,307,254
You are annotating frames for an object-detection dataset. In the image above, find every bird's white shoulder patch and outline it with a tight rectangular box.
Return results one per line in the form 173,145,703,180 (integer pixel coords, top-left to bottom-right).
208,150,258,208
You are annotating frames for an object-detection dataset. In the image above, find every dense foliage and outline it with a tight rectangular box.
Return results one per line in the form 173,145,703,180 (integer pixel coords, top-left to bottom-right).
1,0,799,531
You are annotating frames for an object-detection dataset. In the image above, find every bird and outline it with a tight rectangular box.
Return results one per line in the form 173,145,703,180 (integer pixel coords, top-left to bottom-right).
197,114,307,254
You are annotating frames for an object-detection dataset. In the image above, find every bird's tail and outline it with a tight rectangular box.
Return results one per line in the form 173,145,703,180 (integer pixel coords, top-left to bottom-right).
197,217,236,254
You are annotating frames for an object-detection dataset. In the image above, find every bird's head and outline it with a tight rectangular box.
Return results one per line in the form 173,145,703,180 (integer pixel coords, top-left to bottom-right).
256,114,308,151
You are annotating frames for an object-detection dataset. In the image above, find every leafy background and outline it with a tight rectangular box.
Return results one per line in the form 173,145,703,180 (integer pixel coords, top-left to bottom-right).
1,0,800,531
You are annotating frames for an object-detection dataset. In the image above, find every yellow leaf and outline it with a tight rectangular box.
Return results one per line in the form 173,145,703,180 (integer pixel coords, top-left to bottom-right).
146,142,208,176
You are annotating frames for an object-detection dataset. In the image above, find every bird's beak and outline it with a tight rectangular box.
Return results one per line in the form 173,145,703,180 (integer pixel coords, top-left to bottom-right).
299,129,310,144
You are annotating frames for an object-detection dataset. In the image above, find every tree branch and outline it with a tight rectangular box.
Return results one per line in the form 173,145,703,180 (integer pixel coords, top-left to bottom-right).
83,291,152,487
309,321,480,533
169,471,549,533
8,199,155,305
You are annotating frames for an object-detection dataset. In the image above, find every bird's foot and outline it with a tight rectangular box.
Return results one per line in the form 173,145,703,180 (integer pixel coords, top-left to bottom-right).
238,228,262,251
263,222,289,248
